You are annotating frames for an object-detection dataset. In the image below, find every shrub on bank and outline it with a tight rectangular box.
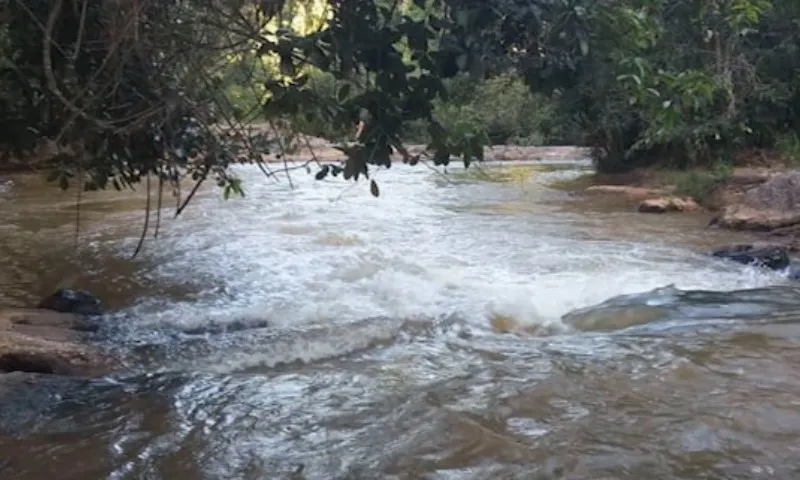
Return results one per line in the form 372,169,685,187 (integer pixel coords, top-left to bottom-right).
667,162,733,204
220,66,560,147
405,72,554,146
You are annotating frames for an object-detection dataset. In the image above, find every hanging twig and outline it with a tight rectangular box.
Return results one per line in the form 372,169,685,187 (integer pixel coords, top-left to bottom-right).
175,165,210,217
154,164,164,238
268,120,295,189
131,170,152,259
74,163,83,249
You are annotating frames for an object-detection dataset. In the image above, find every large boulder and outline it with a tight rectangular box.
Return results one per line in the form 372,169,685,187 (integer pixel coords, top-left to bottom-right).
37,289,105,316
0,309,115,376
711,243,791,271
716,171,800,230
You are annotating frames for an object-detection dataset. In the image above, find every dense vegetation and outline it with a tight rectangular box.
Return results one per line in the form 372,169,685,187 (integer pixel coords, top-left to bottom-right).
577,0,800,173
252,70,564,147
1,0,799,204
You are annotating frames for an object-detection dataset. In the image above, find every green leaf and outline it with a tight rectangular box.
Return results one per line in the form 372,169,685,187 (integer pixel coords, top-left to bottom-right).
456,54,468,71
343,160,355,180
338,83,351,102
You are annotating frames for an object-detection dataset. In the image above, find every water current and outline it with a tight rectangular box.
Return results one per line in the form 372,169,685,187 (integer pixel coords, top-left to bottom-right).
3,158,800,479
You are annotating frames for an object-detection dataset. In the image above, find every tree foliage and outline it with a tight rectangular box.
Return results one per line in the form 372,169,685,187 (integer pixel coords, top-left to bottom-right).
537,0,800,171
1,0,799,213
0,0,487,202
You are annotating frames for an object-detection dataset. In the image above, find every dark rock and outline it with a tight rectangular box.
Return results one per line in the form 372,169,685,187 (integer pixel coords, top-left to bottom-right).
0,352,66,375
37,289,105,316
711,244,791,271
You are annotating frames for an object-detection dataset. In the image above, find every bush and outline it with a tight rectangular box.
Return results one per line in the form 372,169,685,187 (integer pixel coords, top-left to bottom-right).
406,72,556,146
407,74,564,145
669,162,733,203
776,133,800,165
216,60,562,149
223,84,266,121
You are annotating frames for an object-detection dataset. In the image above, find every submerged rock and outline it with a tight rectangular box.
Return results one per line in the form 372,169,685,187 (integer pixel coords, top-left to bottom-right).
638,196,699,213
0,309,116,376
37,289,105,316
711,243,791,271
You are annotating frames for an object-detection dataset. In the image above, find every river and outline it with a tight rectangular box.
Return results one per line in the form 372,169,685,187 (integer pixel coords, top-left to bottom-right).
3,157,800,479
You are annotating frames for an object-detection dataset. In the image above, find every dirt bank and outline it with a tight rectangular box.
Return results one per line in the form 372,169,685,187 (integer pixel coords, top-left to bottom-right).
1,130,591,176
562,161,800,247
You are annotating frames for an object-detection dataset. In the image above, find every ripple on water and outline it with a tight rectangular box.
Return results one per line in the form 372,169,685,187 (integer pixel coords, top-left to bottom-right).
4,160,800,479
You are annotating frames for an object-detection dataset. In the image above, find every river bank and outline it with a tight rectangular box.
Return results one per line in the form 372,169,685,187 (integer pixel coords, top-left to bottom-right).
555,160,800,231
0,131,591,176
266,137,591,164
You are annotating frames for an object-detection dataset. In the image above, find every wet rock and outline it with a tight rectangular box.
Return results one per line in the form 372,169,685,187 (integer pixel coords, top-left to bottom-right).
585,185,665,199
711,244,791,271
638,196,699,213
37,289,104,316
0,309,116,376
717,171,800,231
788,265,800,280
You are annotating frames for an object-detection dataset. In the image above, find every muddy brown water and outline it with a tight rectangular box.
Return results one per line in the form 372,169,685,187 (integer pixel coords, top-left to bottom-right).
2,159,800,479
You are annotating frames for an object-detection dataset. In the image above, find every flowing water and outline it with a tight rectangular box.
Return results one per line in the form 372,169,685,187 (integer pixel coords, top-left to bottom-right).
2,158,800,479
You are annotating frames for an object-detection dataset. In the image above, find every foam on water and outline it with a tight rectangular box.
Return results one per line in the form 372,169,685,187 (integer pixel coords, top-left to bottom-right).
108,160,788,369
